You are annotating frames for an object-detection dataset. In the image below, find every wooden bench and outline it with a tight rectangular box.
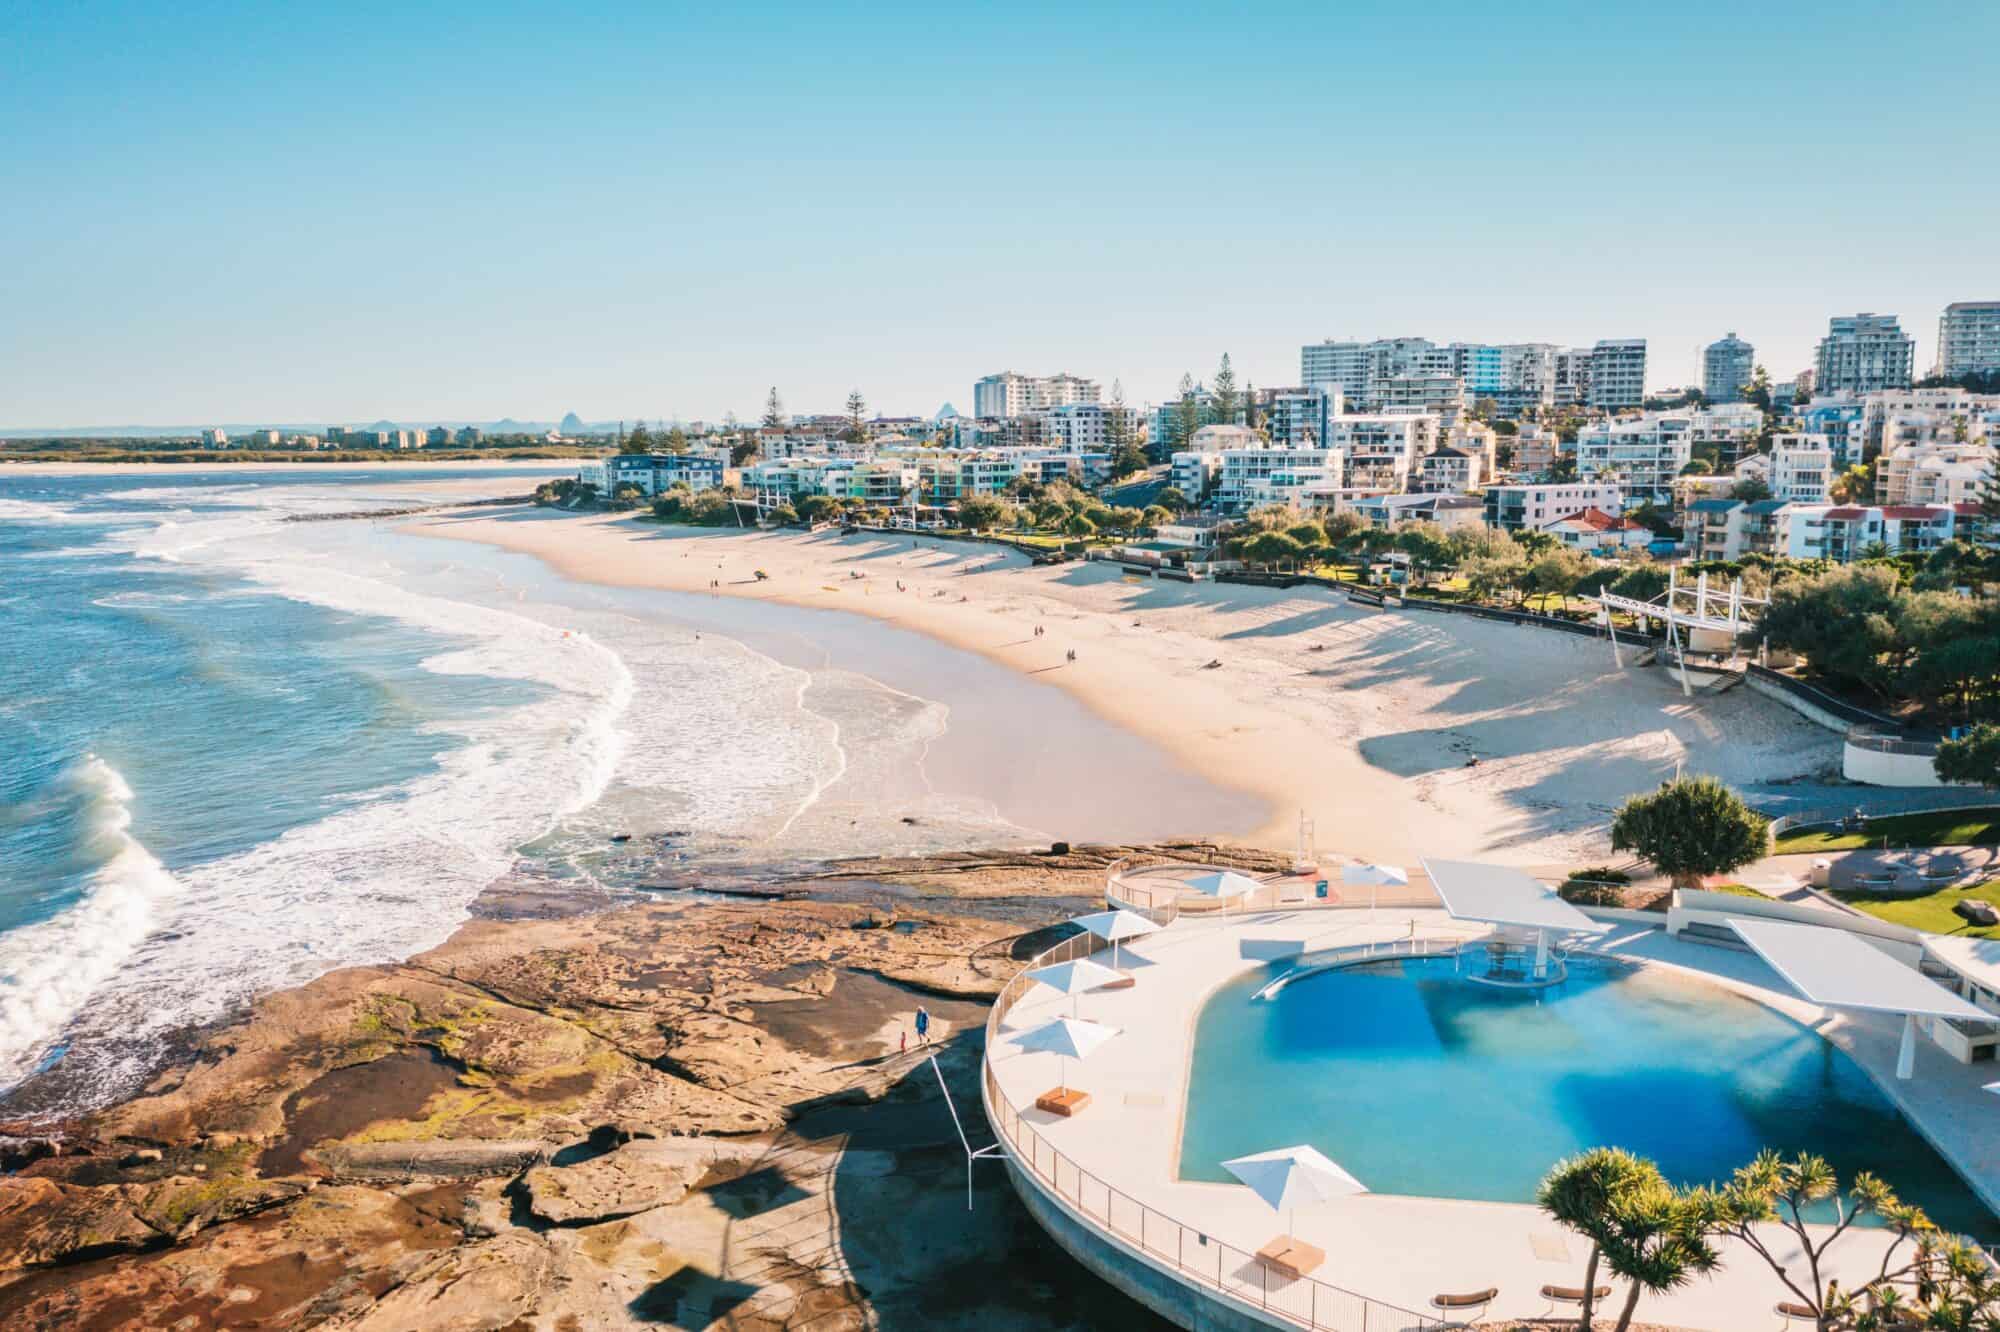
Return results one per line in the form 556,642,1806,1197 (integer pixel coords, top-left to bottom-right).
1430,1287,1497,1324
1253,1235,1326,1280
1099,972,1136,991
1034,1087,1091,1117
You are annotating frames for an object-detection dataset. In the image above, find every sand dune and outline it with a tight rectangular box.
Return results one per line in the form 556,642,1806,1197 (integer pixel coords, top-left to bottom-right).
413,510,1840,867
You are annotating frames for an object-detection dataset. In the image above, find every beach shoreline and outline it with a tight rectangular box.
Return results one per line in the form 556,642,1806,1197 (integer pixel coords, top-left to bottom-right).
0,457,582,477
409,508,1844,865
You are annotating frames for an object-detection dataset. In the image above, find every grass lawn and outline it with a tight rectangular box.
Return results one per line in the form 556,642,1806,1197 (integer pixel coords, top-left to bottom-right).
1700,882,1768,899
1773,808,2000,854
1831,881,2000,939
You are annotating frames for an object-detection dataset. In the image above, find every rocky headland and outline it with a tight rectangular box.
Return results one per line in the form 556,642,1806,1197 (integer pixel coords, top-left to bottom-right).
0,841,1282,1330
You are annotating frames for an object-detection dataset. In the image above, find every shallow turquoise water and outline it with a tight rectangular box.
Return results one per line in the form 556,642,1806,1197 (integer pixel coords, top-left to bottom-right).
1180,954,1996,1239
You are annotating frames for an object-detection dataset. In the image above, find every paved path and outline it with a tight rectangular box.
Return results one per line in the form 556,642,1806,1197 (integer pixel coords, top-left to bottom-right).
991,906,1999,1331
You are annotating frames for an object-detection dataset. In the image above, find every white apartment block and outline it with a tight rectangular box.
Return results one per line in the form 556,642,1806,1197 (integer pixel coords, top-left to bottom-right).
1375,374,1467,424
972,371,1099,418
1483,481,1624,532
1586,338,1648,410
1576,413,1692,505
1301,341,1372,401
1553,346,1593,406
1687,402,1764,467
1216,446,1343,511
1779,504,1963,563
1418,446,1483,493
1767,434,1835,504
1170,451,1222,500
1863,387,2000,456
1878,440,1995,508
1815,314,1915,393
1324,414,1438,490
1510,425,1563,475
1036,401,1139,452
1703,332,1755,405
1939,301,2000,379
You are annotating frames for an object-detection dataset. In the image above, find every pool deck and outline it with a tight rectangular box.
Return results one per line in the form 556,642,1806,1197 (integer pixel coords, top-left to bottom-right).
988,907,2000,1329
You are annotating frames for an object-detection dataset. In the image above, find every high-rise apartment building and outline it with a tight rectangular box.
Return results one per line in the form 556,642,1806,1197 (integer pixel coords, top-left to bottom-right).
972,371,1099,418
1814,314,1915,393
1702,333,1755,405
1586,339,1648,410
1938,301,2000,379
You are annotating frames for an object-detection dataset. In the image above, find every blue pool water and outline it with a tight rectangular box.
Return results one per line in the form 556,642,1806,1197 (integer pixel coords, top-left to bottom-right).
1180,954,1996,1239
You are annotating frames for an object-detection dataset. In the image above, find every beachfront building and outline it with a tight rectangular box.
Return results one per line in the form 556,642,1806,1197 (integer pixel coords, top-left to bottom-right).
1483,480,1624,532
1762,504,1967,562
1214,442,1342,511
973,371,1099,418
581,452,725,497
1586,338,1648,410
1768,434,1836,504
1703,332,1756,405
1417,446,1483,493
1324,413,1438,490
1541,507,1652,552
1576,414,1693,505
1939,301,2000,379
1335,491,1485,532
1688,497,1800,561
1816,314,1916,393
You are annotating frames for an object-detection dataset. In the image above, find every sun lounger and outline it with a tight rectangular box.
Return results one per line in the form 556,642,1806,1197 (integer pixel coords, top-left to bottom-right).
1099,970,1136,991
1541,1283,1611,1313
1034,1087,1090,1116
1253,1235,1326,1279
1776,1300,1819,1326
1430,1287,1497,1325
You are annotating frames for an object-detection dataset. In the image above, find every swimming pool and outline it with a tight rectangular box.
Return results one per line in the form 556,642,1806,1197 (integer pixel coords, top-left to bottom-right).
1179,953,1996,1239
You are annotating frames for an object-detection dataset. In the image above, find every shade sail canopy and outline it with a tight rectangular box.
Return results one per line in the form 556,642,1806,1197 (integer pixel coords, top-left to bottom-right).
1223,1145,1369,1215
1923,936,2000,996
1025,957,1126,997
1729,919,1987,1021
1071,909,1162,943
1183,870,1261,899
1010,1016,1117,1061
1341,863,1409,887
1421,859,1596,933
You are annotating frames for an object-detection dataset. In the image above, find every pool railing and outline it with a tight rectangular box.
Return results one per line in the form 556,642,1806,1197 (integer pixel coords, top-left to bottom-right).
981,899,1447,1331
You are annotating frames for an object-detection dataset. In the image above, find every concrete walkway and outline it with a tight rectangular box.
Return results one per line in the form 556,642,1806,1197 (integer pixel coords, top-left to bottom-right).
989,907,1999,1330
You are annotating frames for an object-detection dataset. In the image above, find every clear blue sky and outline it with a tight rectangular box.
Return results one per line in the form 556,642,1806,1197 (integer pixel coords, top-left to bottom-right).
3,1,1994,429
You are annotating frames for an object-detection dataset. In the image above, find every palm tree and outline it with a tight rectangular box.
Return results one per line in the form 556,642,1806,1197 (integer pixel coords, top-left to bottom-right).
1538,1148,1655,1329
1599,1179,1721,1332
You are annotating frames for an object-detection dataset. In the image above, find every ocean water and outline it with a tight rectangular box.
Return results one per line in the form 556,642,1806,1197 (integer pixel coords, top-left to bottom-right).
1179,953,1996,1239
0,468,1258,1115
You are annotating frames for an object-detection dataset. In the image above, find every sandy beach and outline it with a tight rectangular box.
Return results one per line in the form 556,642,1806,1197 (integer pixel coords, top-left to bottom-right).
0,458,580,477
413,509,1843,866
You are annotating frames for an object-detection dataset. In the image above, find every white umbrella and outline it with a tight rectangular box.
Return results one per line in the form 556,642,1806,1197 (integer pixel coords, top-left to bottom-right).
1223,1145,1369,1235
1025,956,1126,1017
1071,909,1161,970
1341,863,1409,919
1010,1016,1117,1094
1184,869,1261,919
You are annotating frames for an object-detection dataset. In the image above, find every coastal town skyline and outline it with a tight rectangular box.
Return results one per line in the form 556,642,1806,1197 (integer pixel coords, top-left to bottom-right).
4,1,1995,427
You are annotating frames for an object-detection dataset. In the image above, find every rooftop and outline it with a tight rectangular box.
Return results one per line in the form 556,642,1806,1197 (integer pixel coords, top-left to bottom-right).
1729,919,1986,1021
1422,858,1596,933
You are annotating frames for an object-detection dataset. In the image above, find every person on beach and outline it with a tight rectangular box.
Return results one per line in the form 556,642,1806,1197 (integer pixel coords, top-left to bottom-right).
915,1005,931,1045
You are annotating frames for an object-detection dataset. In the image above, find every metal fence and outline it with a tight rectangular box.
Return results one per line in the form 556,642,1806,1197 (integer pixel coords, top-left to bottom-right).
1846,727,1941,757
1744,663,1904,731
981,895,1445,1331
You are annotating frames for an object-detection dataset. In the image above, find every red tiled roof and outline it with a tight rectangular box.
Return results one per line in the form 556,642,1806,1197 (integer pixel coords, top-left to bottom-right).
1881,505,1946,520
1823,507,1868,519
1550,507,1640,531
